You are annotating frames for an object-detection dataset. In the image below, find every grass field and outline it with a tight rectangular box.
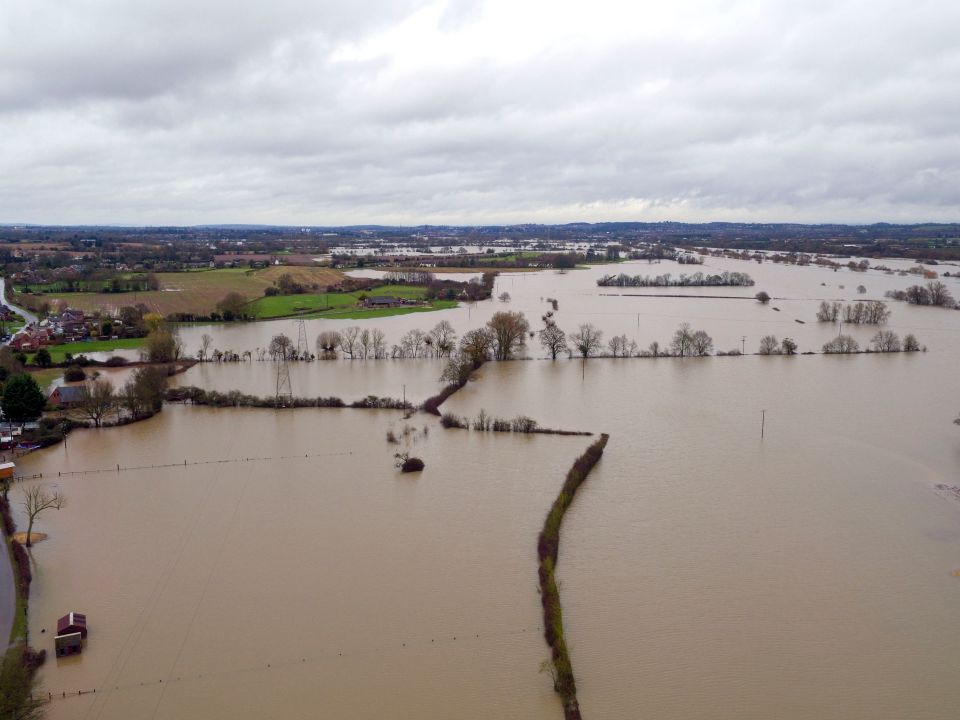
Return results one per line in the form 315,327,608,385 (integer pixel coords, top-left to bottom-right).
248,284,439,320
27,337,145,364
299,300,458,320
11,266,344,317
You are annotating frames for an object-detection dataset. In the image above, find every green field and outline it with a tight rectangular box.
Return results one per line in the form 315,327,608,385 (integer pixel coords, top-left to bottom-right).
28,337,145,364
299,300,458,320
10,266,344,317
248,284,443,320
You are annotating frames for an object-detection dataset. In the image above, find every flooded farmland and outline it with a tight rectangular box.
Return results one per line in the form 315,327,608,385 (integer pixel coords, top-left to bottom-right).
12,255,960,719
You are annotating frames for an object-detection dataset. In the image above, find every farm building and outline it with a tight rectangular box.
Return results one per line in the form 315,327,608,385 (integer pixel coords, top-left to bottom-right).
362,296,404,308
48,385,85,408
55,632,82,657
57,612,88,638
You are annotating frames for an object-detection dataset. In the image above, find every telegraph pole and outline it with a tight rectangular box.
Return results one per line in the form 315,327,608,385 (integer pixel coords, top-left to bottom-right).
741,336,746,354
761,410,766,439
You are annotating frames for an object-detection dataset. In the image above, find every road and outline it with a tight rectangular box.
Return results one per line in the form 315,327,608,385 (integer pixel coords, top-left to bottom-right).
0,274,30,643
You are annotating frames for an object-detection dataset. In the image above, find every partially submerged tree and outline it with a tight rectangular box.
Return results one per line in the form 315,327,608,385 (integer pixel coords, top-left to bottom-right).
758,335,779,355
870,330,901,352
539,323,567,360
78,379,115,427
822,335,860,354
781,337,798,355
755,291,771,304
315,331,341,359
487,311,529,360
268,333,294,361
198,333,213,362
570,324,603,358
429,321,457,358
21,484,66,548
459,328,495,366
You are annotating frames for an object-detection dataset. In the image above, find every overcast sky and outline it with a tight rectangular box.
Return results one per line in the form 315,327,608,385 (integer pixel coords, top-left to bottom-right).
1,0,958,226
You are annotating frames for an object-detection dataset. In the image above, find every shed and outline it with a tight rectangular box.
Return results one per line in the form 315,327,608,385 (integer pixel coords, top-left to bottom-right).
57,612,87,638
0,462,13,480
55,632,83,657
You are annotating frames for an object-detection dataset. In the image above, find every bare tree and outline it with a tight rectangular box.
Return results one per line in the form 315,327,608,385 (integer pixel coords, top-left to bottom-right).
539,323,568,360
758,335,779,355
316,331,341,359
78,379,115,427
670,323,693,357
371,328,387,359
268,334,293,360
928,281,954,307
21,485,66,548
199,333,213,362
607,334,630,357
648,340,661,357
755,291,771,304
870,330,901,352
903,334,920,351
823,335,860,353
781,337,798,355
429,321,457,358
340,326,361,359
498,292,511,302
570,324,603,358
400,329,428,358
816,301,842,322
690,330,714,356
487,311,529,360
359,329,373,359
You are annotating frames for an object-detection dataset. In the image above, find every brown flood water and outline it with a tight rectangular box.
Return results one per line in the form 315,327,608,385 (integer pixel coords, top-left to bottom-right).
445,354,960,719
10,255,960,719
17,406,582,720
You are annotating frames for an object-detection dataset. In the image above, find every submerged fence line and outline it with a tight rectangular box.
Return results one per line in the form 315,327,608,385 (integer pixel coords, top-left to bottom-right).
29,450,356,480
39,622,544,705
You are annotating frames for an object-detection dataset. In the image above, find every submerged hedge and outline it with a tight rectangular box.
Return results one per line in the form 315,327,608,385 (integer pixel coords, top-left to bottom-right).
538,433,609,720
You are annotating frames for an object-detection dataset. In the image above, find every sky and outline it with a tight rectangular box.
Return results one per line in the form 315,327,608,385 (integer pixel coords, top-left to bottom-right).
1,0,958,226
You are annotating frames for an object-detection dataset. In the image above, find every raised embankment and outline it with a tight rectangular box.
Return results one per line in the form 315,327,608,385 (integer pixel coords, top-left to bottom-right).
538,433,609,720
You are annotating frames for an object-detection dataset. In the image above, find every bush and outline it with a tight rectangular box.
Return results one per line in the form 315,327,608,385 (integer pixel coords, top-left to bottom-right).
104,355,129,367
400,457,425,473
440,413,467,429
63,364,86,382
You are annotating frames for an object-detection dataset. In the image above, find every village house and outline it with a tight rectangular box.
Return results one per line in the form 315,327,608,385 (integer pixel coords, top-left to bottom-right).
48,385,85,409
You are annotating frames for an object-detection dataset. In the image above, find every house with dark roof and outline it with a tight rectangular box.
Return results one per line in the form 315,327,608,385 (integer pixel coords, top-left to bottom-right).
362,295,404,308
48,385,85,408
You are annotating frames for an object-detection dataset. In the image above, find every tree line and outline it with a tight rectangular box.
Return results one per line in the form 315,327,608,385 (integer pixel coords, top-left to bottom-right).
597,271,754,287
885,281,956,308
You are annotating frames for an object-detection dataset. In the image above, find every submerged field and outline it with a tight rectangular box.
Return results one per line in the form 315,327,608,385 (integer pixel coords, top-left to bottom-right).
8,254,960,719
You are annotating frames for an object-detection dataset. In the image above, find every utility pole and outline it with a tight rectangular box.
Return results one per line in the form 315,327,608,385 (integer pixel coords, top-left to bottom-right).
742,336,746,354
761,409,766,439
402,384,406,408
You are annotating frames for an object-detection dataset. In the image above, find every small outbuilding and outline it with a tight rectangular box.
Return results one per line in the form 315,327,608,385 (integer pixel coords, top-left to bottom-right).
57,612,87,639
55,632,83,657
0,462,14,480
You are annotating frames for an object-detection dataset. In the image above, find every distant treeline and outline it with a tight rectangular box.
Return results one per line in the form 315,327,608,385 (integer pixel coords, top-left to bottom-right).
597,271,754,288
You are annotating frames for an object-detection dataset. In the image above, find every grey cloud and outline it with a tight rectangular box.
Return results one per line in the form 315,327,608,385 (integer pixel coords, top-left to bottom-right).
1,0,959,224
